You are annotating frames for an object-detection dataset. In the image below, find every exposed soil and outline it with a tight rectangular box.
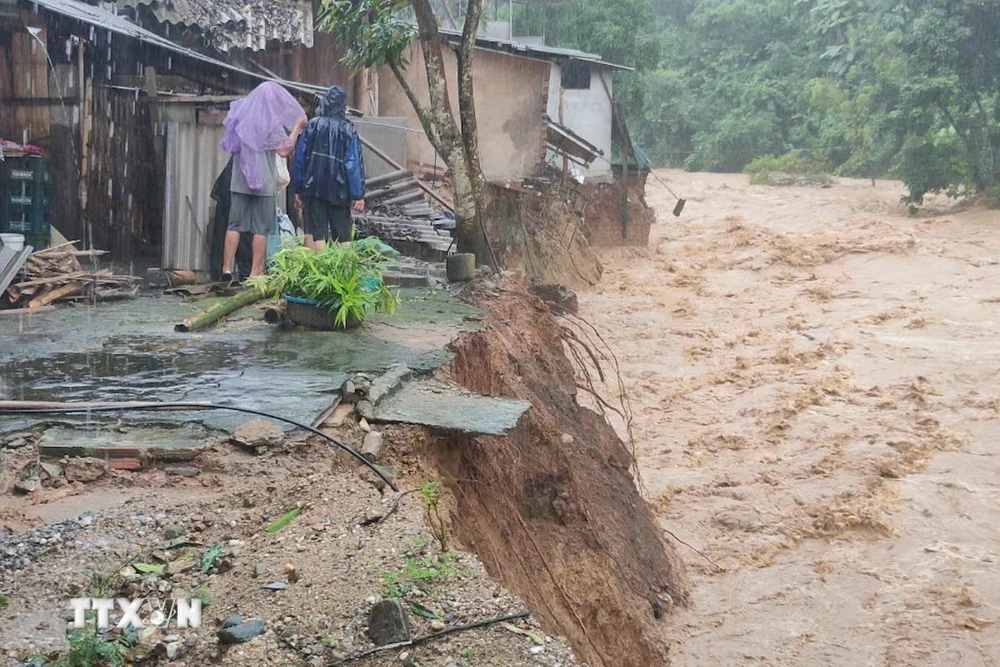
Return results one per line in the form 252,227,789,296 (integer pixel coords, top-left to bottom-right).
580,170,1000,665
0,419,580,667
423,280,687,667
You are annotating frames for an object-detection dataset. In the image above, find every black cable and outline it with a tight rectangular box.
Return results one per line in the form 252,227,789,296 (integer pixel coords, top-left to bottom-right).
0,402,398,492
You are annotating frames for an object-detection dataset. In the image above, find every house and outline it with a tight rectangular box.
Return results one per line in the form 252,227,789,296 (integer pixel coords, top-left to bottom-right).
377,30,632,182
0,0,342,274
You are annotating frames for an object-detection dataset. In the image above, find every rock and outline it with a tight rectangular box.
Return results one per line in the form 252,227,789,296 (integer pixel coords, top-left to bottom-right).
399,651,416,667
529,284,579,315
217,619,266,644
164,525,185,540
166,559,194,575
367,599,411,646
361,432,384,461
165,466,200,478
4,437,28,449
263,582,286,591
165,642,182,660
529,645,545,655
231,420,284,451
222,614,244,629
560,434,575,445
63,457,107,483
14,477,41,494
252,563,266,579
39,462,63,481
358,418,372,433
430,620,445,632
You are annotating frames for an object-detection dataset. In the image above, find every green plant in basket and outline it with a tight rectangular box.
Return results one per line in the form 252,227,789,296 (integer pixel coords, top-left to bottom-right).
249,236,399,328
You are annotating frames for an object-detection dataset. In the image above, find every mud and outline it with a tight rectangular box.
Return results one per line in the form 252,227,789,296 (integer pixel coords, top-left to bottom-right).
581,171,1000,665
423,282,687,667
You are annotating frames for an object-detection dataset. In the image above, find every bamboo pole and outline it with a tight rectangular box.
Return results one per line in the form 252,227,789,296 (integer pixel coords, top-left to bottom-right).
174,288,265,332
263,300,286,325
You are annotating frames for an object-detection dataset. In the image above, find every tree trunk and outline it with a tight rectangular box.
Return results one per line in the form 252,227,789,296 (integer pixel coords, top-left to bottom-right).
410,0,495,268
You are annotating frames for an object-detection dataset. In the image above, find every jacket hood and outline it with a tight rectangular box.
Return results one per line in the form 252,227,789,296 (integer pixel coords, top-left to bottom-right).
317,86,347,119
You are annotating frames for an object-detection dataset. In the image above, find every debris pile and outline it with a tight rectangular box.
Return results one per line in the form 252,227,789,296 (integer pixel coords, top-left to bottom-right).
2,242,141,309
356,170,455,260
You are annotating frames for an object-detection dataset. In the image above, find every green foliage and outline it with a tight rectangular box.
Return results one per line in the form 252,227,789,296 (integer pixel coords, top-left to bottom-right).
39,628,130,667
381,551,465,598
521,0,1000,206
0,594,8,611
420,481,448,552
201,543,224,573
265,507,302,533
744,150,831,185
250,237,399,329
316,0,415,74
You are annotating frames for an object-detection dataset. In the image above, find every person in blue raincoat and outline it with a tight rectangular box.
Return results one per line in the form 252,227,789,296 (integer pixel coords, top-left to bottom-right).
291,86,366,250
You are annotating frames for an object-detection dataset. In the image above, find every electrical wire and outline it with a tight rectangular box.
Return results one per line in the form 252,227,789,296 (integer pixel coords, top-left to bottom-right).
0,401,399,492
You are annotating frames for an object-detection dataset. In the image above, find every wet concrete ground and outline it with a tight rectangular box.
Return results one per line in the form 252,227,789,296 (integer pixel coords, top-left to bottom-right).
0,288,481,444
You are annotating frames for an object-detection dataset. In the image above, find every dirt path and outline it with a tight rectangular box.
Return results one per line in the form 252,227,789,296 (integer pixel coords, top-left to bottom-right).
580,171,1000,665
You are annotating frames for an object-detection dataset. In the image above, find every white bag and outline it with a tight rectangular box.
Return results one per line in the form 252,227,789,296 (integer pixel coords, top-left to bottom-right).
276,154,290,189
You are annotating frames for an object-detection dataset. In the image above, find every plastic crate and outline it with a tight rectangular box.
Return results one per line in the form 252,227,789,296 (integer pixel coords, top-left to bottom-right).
1,157,50,243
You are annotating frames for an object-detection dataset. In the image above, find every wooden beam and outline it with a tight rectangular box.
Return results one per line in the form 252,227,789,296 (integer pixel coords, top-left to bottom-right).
358,135,454,211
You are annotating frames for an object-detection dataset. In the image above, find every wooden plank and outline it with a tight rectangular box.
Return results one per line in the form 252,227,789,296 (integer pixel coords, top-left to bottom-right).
357,136,454,211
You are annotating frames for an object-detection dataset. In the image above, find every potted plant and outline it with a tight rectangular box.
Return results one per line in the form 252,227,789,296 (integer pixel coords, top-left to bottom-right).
250,237,399,330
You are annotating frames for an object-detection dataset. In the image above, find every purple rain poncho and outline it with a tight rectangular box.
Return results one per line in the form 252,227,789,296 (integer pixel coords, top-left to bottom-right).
220,82,305,191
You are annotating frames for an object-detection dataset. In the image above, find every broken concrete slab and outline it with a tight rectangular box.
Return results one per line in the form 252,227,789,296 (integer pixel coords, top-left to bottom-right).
368,599,411,646
362,431,384,461
231,419,284,452
373,379,531,436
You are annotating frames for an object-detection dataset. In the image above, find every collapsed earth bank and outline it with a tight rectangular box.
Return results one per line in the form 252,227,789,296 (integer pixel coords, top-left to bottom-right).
425,282,688,666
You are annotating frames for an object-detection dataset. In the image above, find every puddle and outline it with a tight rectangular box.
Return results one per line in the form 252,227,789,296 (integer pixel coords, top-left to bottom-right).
0,291,478,438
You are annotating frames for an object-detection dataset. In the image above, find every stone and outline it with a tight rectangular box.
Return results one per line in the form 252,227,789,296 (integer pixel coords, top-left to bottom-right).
253,563,266,579
263,582,286,591
529,284,579,315
63,457,107,483
358,418,372,434
217,619,266,644
164,525,185,540
4,437,28,449
165,466,200,478
165,642,182,660
166,559,194,575
361,432,384,461
231,420,284,451
14,477,41,494
39,462,63,480
430,620,445,632
222,615,244,629
367,599,411,646
560,434,575,445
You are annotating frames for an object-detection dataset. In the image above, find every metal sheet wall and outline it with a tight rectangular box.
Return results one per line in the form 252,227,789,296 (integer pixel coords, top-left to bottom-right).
161,120,227,272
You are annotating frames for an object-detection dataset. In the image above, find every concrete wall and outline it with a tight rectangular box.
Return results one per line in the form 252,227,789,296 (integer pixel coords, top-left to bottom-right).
547,63,613,179
379,46,549,181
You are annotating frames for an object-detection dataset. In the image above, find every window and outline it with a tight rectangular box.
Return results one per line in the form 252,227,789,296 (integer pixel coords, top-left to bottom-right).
561,61,591,90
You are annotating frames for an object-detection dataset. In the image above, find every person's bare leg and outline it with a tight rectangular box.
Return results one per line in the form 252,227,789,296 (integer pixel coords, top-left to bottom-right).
304,234,320,251
250,234,267,277
312,239,326,252
222,230,239,276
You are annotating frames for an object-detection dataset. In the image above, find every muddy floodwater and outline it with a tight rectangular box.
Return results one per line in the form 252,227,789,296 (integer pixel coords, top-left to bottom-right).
0,290,478,439
582,171,1000,665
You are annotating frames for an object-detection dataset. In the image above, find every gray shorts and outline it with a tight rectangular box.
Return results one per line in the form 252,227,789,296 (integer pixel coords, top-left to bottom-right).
303,197,353,242
229,193,276,236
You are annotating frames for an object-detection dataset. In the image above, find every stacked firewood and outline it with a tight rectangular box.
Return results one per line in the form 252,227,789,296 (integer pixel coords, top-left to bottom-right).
4,242,141,308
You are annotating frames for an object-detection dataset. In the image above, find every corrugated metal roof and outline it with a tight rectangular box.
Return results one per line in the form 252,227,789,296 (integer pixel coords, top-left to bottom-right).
439,29,634,72
28,0,326,97
113,0,313,53
161,120,227,272
0,243,33,298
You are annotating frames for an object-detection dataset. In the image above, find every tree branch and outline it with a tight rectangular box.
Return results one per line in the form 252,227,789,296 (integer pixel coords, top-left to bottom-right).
388,59,449,160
